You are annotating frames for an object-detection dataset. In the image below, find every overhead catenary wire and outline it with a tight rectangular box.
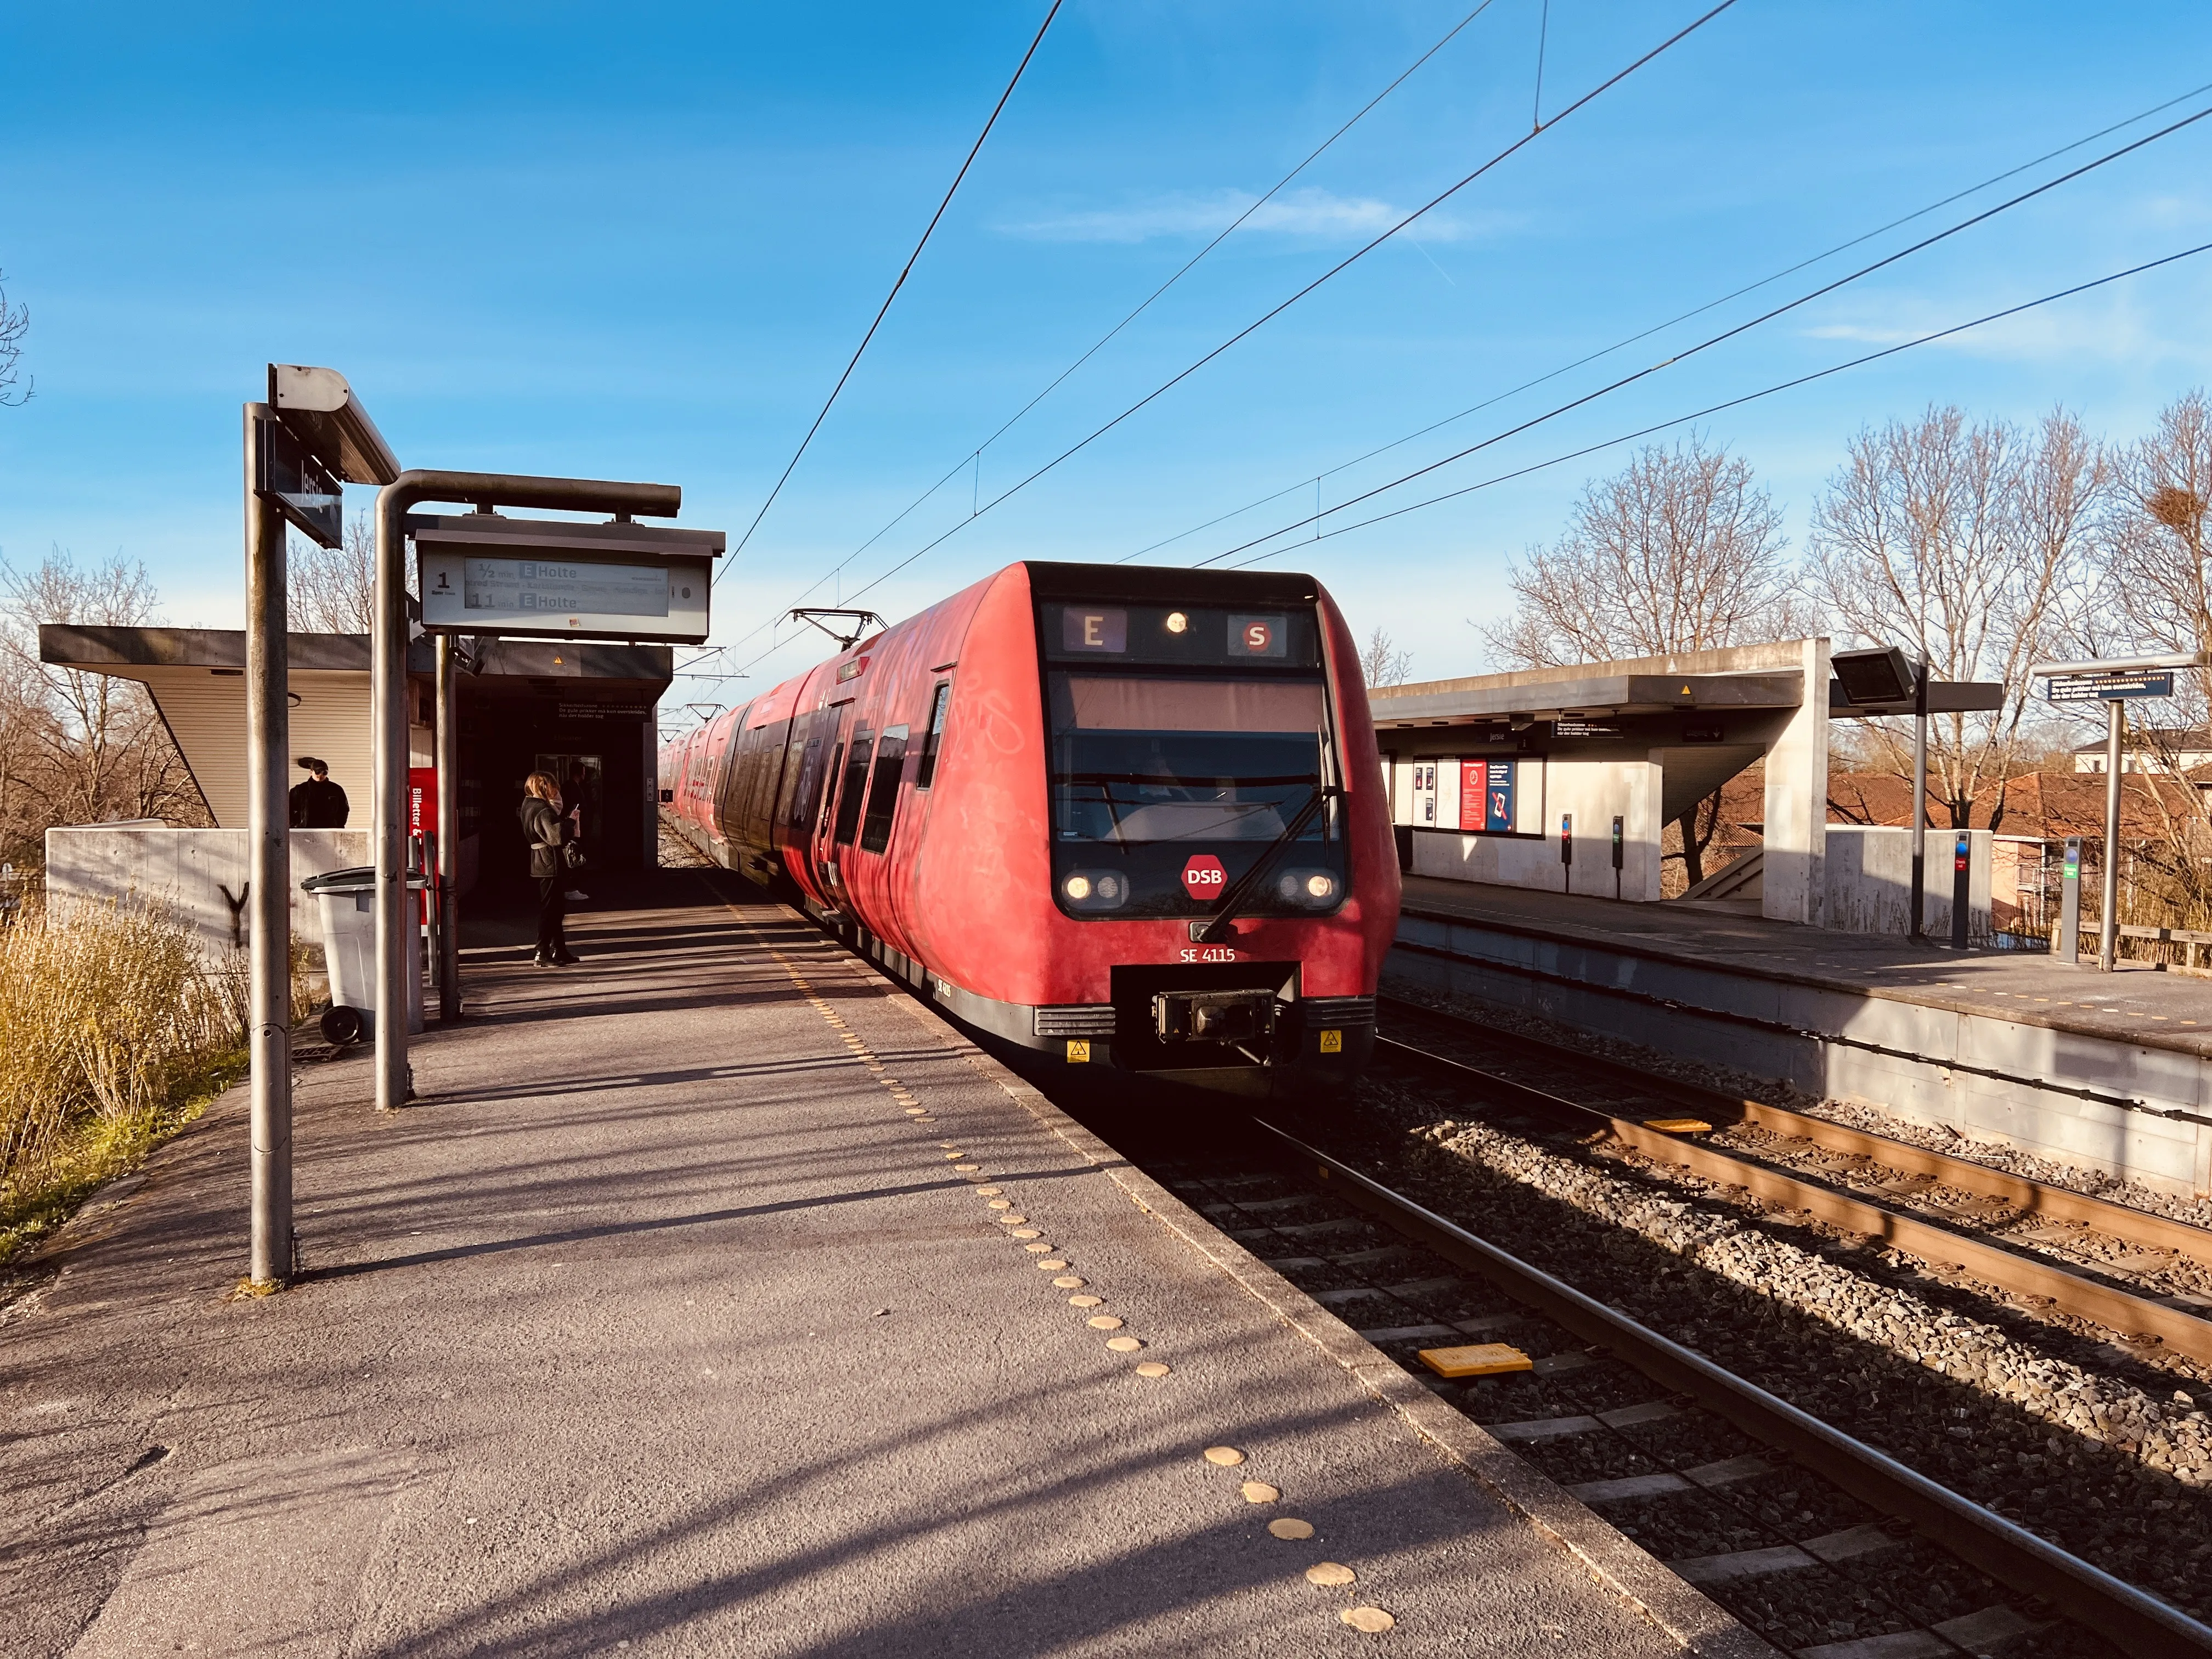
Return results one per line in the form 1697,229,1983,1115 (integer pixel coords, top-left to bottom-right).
802,0,1741,630
716,0,1064,578
690,0,1508,676
1187,98,2212,568
1221,239,2212,567
1115,75,2212,567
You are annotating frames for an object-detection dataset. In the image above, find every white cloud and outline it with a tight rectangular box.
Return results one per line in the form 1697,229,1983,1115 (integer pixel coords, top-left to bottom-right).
1000,187,1515,246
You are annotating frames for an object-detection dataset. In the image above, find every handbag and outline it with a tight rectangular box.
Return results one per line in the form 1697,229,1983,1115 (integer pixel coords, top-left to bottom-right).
561,840,588,871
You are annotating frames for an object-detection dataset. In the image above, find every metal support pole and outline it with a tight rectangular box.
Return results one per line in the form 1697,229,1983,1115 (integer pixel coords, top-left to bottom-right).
436,635,460,1020
2098,698,2124,972
374,471,681,1111
1908,661,1928,941
244,404,292,1284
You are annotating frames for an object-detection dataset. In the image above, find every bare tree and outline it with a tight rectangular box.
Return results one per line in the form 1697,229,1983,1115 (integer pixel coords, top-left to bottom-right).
0,551,208,856
2063,391,2212,924
1481,435,1799,881
1814,407,2102,837
288,510,377,633
0,270,27,409
1481,435,1799,669
1360,627,1414,689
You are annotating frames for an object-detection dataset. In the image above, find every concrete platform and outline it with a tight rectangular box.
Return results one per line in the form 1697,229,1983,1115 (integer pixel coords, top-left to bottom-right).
0,871,1756,1658
1393,876,2212,1198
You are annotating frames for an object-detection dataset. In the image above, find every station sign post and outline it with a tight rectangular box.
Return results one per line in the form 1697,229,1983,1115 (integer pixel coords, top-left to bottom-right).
244,365,402,1291
2032,652,2208,972
1560,812,1572,893
371,473,716,1120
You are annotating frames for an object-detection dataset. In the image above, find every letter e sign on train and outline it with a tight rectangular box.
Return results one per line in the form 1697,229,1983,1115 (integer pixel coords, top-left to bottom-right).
1182,854,1227,899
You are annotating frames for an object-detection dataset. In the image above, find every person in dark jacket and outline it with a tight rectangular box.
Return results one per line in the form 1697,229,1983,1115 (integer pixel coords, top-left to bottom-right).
289,758,349,828
518,771,577,966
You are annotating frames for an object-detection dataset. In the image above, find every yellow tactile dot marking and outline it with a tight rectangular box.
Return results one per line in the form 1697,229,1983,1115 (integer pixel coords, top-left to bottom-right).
987,1199,1012,1209
1203,1446,1245,1467
1023,1242,1054,1253
953,1164,979,1172
1241,1481,1279,1504
997,1214,1026,1224
1011,1229,1042,1240
1087,1315,1124,1330
1135,1361,1170,1377
904,1108,926,1116
1036,1259,1068,1270
1069,1295,1103,1308
1306,1562,1355,1587
1106,1335,1143,1352
1341,1607,1395,1633
1268,1517,1314,1539
1053,1276,1085,1288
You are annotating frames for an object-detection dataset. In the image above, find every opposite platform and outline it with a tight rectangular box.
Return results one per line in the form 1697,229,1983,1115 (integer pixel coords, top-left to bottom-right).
1394,876,2212,1197
1,871,1754,1658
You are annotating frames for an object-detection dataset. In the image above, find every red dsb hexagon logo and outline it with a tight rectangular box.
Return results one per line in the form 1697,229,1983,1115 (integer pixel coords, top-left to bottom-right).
1182,854,1227,899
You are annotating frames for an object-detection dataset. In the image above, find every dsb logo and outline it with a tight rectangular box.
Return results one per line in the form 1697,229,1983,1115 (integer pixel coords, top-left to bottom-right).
1181,854,1227,897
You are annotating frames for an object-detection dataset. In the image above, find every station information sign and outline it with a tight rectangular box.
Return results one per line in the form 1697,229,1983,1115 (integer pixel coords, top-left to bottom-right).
412,513,724,644
2045,669,2175,703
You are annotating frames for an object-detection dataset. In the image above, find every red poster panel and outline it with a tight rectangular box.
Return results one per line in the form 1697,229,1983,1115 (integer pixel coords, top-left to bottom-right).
1460,761,1486,831
408,768,438,836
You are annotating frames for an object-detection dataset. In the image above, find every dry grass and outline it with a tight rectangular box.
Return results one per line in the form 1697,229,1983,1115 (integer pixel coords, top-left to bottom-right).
0,897,307,1263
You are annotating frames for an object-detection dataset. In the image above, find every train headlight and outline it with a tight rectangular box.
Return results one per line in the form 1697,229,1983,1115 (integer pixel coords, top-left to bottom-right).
1276,868,1340,908
1062,871,1128,911
1165,611,1189,634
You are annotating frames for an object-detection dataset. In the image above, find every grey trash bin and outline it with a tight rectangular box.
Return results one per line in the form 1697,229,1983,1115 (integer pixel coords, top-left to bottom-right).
302,866,426,1043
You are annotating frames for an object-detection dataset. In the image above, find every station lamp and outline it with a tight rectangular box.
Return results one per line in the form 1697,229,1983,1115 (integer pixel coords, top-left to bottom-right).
1831,644,1918,708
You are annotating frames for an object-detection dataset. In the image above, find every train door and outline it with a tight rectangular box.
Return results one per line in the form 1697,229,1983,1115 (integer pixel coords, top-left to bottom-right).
1410,762,1437,827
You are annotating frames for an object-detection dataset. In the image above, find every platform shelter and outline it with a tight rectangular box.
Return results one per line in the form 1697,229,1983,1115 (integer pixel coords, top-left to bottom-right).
37,625,669,926
1371,639,1833,924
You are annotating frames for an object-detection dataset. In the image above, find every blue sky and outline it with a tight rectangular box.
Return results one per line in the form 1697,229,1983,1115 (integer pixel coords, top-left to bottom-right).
5,1,2212,718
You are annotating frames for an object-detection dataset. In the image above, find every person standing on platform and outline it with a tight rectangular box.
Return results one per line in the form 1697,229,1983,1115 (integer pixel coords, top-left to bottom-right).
518,771,578,967
289,758,348,828
562,760,594,905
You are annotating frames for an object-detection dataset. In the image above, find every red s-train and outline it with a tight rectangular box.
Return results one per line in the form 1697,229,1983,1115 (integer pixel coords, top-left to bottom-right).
663,562,1399,1094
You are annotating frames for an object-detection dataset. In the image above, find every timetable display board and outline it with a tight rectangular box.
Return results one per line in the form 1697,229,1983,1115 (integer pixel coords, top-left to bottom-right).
412,514,724,644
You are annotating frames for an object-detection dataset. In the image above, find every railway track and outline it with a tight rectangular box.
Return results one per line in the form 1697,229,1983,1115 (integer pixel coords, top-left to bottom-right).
1133,1119,2212,1658
1373,994,2212,1375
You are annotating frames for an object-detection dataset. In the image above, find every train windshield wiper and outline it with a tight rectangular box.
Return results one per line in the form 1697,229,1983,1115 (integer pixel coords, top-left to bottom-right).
1194,785,1338,945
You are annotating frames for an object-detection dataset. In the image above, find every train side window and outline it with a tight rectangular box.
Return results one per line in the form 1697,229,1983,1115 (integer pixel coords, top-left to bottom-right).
818,741,845,838
915,682,952,789
858,725,909,854
832,730,873,847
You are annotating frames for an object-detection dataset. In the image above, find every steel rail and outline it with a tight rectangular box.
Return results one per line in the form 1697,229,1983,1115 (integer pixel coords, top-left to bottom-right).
1373,1031,2212,1368
1248,1119,2212,1658
1379,992,2212,1266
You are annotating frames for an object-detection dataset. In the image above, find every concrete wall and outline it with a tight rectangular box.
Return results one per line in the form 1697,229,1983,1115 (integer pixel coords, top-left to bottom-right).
1393,909,2212,1198
45,826,371,959
1761,636,1830,925
1824,826,1993,940
1412,756,1661,900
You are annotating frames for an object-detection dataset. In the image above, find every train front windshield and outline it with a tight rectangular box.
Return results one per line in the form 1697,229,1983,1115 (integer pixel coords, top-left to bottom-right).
1040,601,1347,920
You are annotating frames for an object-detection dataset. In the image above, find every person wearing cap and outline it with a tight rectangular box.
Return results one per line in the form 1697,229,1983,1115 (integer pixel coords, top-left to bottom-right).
289,758,349,828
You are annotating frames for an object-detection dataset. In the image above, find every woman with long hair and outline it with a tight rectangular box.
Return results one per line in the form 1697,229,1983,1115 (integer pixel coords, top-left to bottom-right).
518,771,578,966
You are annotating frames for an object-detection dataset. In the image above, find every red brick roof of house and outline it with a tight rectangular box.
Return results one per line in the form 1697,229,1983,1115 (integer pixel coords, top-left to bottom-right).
1824,769,2208,842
